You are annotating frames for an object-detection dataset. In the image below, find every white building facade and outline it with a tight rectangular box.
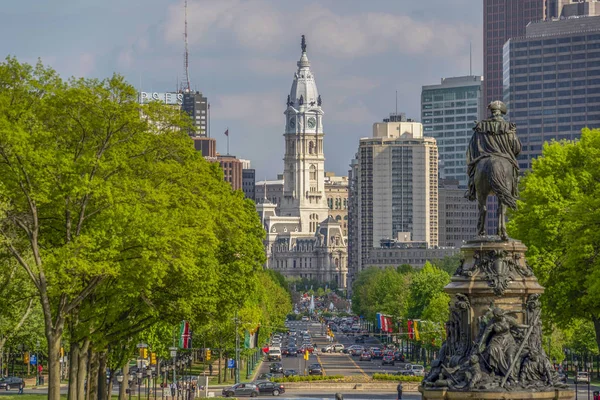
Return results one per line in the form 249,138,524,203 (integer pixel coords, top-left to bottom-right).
256,36,348,288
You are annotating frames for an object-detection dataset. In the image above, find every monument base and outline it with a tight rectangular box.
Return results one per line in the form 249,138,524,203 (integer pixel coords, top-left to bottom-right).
419,387,575,400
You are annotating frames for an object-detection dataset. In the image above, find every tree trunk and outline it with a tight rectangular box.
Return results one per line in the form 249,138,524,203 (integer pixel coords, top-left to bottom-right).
87,349,99,400
119,362,129,400
592,316,600,354
68,342,79,400
217,346,222,384
77,339,90,400
97,351,107,400
46,331,63,400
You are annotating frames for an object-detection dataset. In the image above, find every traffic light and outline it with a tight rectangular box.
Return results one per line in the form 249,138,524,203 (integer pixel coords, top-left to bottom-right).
140,348,148,359
206,349,211,361
23,352,29,364
150,352,157,365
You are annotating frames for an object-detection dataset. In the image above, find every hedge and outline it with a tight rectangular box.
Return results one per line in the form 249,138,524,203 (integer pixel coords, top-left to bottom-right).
372,373,423,382
272,375,345,382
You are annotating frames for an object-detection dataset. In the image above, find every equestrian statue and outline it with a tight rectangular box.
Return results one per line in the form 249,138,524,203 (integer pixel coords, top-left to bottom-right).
466,101,521,240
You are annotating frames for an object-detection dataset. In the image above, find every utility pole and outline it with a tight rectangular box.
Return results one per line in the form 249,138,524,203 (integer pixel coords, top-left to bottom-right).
235,313,241,384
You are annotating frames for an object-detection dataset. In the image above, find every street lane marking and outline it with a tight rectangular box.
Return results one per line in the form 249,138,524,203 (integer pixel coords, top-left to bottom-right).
345,353,368,378
315,352,326,376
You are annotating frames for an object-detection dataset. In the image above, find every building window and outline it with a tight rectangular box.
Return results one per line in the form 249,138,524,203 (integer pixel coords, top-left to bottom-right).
309,165,317,181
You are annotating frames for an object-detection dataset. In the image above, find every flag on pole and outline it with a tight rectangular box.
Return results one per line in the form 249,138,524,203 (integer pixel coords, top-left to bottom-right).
253,326,260,348
386,316,393,333
179,321,191,349
407,320,414,340
376,313,382,330
224,128,229,136
414,320,420,341
244,331,251,349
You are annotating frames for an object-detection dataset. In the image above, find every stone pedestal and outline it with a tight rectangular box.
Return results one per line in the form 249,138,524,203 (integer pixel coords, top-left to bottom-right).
420,387,575,400
419,238,572,398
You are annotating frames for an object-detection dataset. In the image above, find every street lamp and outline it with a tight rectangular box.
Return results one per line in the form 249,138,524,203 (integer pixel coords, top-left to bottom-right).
117,373,124,393
587,361,592,400
151,365,156,400
161,365,167,400
128,373,135,400
575,359,580,400
136,370,143,400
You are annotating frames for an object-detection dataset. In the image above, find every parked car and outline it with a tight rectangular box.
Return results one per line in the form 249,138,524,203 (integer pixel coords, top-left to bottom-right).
382,355,395,366
283,369,298,377
222,382,259,397
255,381,286,396
359,351,372,361
0,377,24,391
575,372,590,384
308,363,323,376
269,362,283,374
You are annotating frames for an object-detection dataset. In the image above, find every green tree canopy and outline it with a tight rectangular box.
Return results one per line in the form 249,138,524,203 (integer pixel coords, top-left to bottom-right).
508,128,600,352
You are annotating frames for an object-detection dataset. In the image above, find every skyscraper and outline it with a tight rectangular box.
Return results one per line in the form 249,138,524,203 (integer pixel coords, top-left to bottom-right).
548,0,600,18
347,115,438,281
504,15,600,169
421,76,483,187
182,91,209,137
483,0,546,118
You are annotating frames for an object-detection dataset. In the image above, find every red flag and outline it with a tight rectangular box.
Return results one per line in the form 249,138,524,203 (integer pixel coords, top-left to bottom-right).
407,320,414,340
386,317,393,333
224,129,229,136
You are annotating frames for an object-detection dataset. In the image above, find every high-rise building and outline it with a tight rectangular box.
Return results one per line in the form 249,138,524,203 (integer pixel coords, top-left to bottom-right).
438,179,478,247
217,155,243,191
256,36,348,287
483,0,546,119
182,91,209,137
324,173,348,238
504,15,600,169
421,76,483,187
548,0,600,18
192,137,217,160
348,115,438,282
242,169,256,200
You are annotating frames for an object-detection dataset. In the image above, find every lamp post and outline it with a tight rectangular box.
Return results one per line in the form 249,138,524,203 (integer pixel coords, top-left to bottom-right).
136,370,143,400
128,373,135,400
160,365,166,400
151,365,156,400
587,361,592,400
575,359,580,400
117,373,124,396
146,368,152,399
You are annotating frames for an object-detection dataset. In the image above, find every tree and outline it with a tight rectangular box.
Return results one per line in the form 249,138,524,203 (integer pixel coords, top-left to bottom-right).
0,58,268,399
407,262,450,319
430,253,462,276
508,129,600,352
351,267,411,321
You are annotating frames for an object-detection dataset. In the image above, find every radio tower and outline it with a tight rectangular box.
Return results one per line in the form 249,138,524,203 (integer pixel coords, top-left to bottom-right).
183,0,191,93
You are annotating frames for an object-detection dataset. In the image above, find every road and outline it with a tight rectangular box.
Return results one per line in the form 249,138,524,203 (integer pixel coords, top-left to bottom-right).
257,320,416,378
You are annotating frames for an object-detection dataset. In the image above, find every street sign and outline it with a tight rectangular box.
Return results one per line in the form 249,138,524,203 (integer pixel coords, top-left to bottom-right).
227,359,235,368
30,354,37,365
303,351,309,361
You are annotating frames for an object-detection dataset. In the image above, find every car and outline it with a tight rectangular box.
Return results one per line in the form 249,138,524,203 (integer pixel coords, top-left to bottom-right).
0,377,25,391
382,355,395,366
355,336,365,343
281,348,290,356
268,349,282,361
372,348,384,359
269,362,283,374
255,381,286,396
308,363,323,376
286,347,298,357
321,345,334,353
348,345,364,356
301,316,309,321
283,369,298,377
557,372,567,383
575,372,590,384
394,352,405,362
222,382,259,397
359,352,372,361
401,365,426,377
256,373,274,381
332,344,345,352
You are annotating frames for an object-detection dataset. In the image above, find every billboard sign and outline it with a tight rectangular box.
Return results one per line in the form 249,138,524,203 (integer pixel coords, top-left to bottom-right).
139,92,183,105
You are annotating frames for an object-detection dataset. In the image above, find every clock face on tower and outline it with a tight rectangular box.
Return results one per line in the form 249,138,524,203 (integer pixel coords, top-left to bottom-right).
289,117,296,129
307,117,316,129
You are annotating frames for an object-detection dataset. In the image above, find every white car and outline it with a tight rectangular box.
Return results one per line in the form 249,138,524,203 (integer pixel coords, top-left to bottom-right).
301,316,309,321
575,372,590,384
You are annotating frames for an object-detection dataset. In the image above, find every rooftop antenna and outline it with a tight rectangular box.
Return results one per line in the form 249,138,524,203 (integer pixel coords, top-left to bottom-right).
469,41,472,76
183,0,191,93
395,90,398,117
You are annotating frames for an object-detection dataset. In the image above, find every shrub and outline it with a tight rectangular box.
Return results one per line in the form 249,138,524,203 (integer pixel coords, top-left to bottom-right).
272,375,345,383
372,373,423,382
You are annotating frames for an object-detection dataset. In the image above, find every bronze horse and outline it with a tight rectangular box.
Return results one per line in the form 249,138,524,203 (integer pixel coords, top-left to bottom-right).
466,101,521,240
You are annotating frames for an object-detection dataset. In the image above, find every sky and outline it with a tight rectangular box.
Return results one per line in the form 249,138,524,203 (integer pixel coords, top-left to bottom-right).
0,0,483,179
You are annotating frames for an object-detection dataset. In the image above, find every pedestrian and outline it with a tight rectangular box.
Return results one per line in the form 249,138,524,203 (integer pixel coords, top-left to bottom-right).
170,382,176,398
208,363,213,376
18,382,24,395
397,382,403,400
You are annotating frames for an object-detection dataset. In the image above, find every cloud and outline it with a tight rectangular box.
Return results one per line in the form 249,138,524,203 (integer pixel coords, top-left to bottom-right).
245,58,292,76
212,91,283,128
